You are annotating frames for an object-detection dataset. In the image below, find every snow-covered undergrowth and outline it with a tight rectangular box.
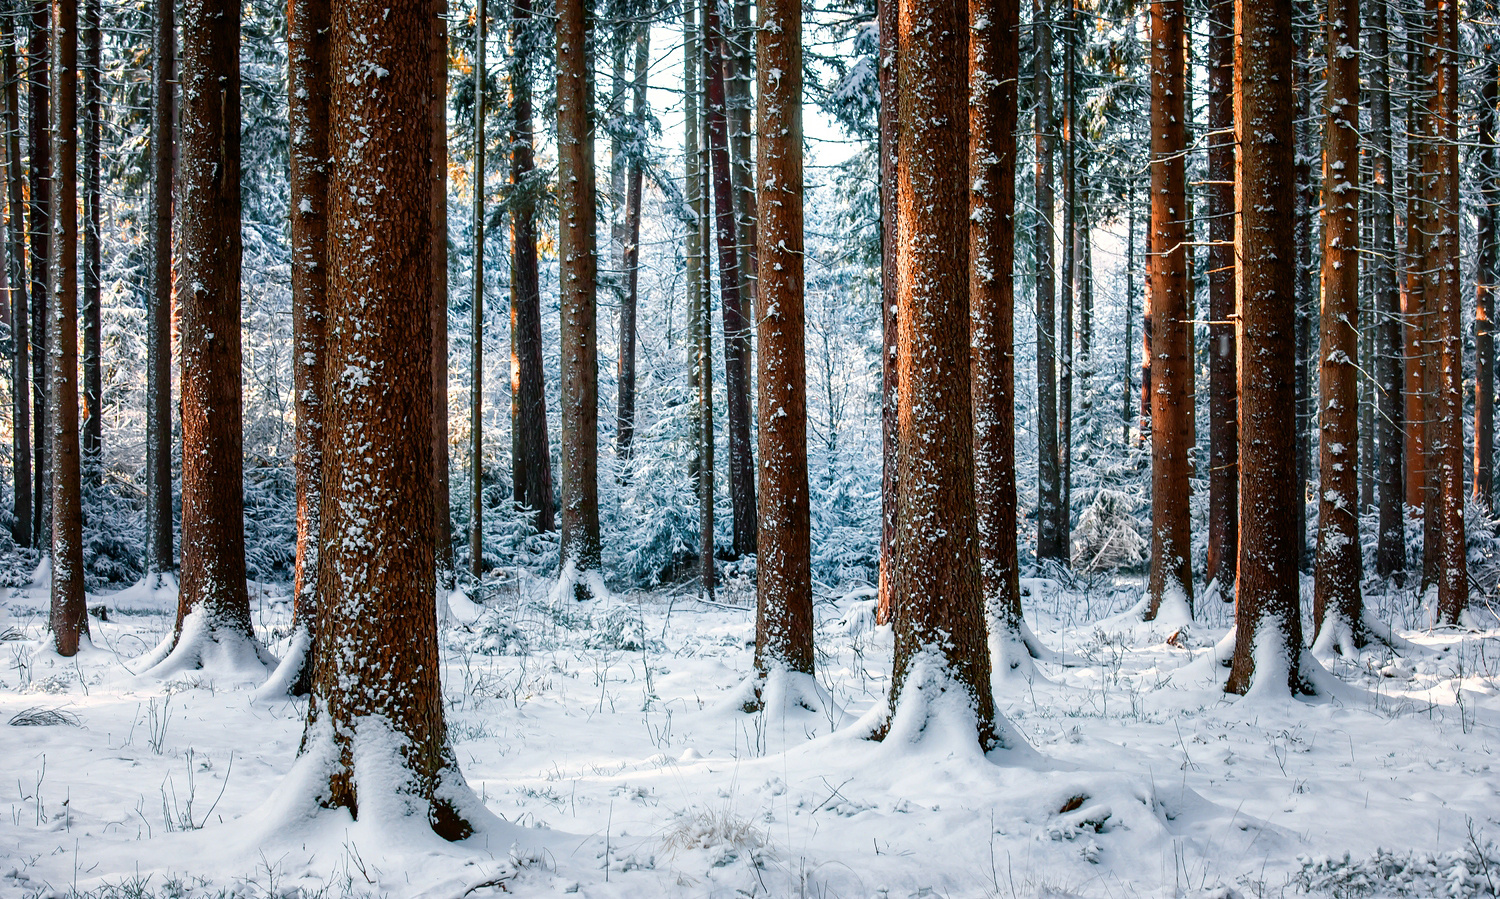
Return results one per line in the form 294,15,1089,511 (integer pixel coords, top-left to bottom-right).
1,574,1498,898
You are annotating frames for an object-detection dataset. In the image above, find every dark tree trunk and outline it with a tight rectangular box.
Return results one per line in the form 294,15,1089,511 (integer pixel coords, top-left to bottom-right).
1034,0,1062,563
1475,62,1498,510
1226,0,1309,695
877,0,898,625
145,0,174,580
79,0,98,480
971,0,1024,652
704,0,756,558
752,0,813,677
432,0,452,583
1205,0,1237,589
1057,0,1075,559
1369,0,1404,577
47,0,84,657
1146,0,1193,621
1293,35,1313,573
470,0,486,581
1124,184,1134,449
3,4,30,550
308,0,472,839
509,0,552,533
886,0,998,749
557,0,601,594
27,0,47,548
1430,0,1466,624
1312,0,1366,653
729,0,755,315
685,0,713,597
616,25,647,460
1403,6,1431,559
174,0,257,652
286,0,330,696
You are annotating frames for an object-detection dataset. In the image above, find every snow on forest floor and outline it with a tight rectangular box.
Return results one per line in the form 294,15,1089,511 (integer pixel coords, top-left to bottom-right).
2,571,1500,898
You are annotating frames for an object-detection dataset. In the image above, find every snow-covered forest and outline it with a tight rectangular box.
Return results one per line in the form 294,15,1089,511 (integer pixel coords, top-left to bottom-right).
2,0,1500,894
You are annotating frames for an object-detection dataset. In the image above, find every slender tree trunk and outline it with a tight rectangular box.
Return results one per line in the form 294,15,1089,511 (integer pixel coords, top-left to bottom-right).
1369,0,1404,578
685,0,713,596
4,4,30,550
616,25,647,460
432,0,452,582
887,0,998,750
698,32,716,598
729,0,755,314
1205,0,1236,589
557,0,601,594
1057,0,1075,559
470,0,486,580
1475,62,1497,510
1145,0,1193,621
27,0,47,548
1124,183,1134,449
1293,33,1313,572
286,0,329,696
509,0,552,533
174,0,257,652
1226,0,1309,695
145,0,173,579
47,0,83,657
752,0,812,677
705,0,757,557
1403,6,1429,523
308,0,473,839
877,0,898,625
1312,0,1365,652
972,0,1024,647
79,0,97,480
1430,0,1466,624
1034,0,1062,563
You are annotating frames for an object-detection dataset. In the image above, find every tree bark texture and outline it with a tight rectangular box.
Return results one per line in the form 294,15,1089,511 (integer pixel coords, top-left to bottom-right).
1205,0,1237,589
1477,62,1498,510
685,0,713,596
432,0,452,581
470,0,486,580
1058,0,1074,559
616,25,647,460
146,0,174,578
1369,0,1404,577
728,0,756,315
1033,0,1062,564
3,5,30,549
888,0,997,749
876,0,898,625
1146,0,1194,620
79,0,97,479
27,0,47,547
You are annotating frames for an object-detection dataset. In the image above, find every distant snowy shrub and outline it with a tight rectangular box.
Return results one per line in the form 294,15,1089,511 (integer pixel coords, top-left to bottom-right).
1072,488,1148,574
1295,843,1500,898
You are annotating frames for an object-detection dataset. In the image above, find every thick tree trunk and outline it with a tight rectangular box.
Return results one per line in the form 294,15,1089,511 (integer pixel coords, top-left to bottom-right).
3,5,30,550
704,0,757,557
1430,0,1466,624
470,0,486,580
877,0,898,625
47,0,84,657
1226,0,1309,695
286,0,329,696
308,0,472,839
79,0,98,480
1312,0,1366,653
174,0,257,651
1205,0,1236,589
1369,0,1404,578
971,0,1024,647
1033,0,1062,564
752,0,813,677
27,0,47,548
1475,63,1498,510
1146,0,1193,621
146,0,173,579
509,0,552,533
557,0,601,593
886,0,997,749
616,25,647,461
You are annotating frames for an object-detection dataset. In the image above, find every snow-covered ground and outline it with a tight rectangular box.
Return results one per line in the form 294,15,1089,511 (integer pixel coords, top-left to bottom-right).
1,571,1498,898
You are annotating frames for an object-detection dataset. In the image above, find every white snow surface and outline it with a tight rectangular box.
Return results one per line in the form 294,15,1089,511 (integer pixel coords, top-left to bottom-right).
1,574,1498,897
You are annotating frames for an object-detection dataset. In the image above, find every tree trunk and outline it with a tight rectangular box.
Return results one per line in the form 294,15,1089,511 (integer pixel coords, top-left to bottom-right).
1145,0,1193,621
971,0,1024,653
685,0,713,597
1369,0,1404,578
752,0,812,677
728,0,756,315
432,0,452,582
145,0,174,579
1124,183,1133,448
876,0,898,625
705,0,756,558
557,0,601,595
886,0,997,750
173,0,258,657
616,25,647,460
1033,0,1062,564
1226,0,1309,695
1430,0,1466,624
1403,6,1429,527
77,0,98,482
47,0,84,657
1205,0,1236,589
1475,61,1497,510
27,0,47,548
1057,0,1075,561
3,5,30,550
470,0,486,581
286,0,329,696
509,0,552,533
1312,0,1365,653
308,0,472,839
1293,35,1313,573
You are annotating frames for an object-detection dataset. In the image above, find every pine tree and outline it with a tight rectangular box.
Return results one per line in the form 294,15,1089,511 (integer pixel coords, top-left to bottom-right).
145,0,174,583
79,0,98,479
616,23,647,460
470,0,487,580
3,2,30,551
1477,59,1498,510
432,0,453,582
686,0,715,597
1205,0,1237,591
27,0,47,548
1034,0,1063,565
876,0,898,625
